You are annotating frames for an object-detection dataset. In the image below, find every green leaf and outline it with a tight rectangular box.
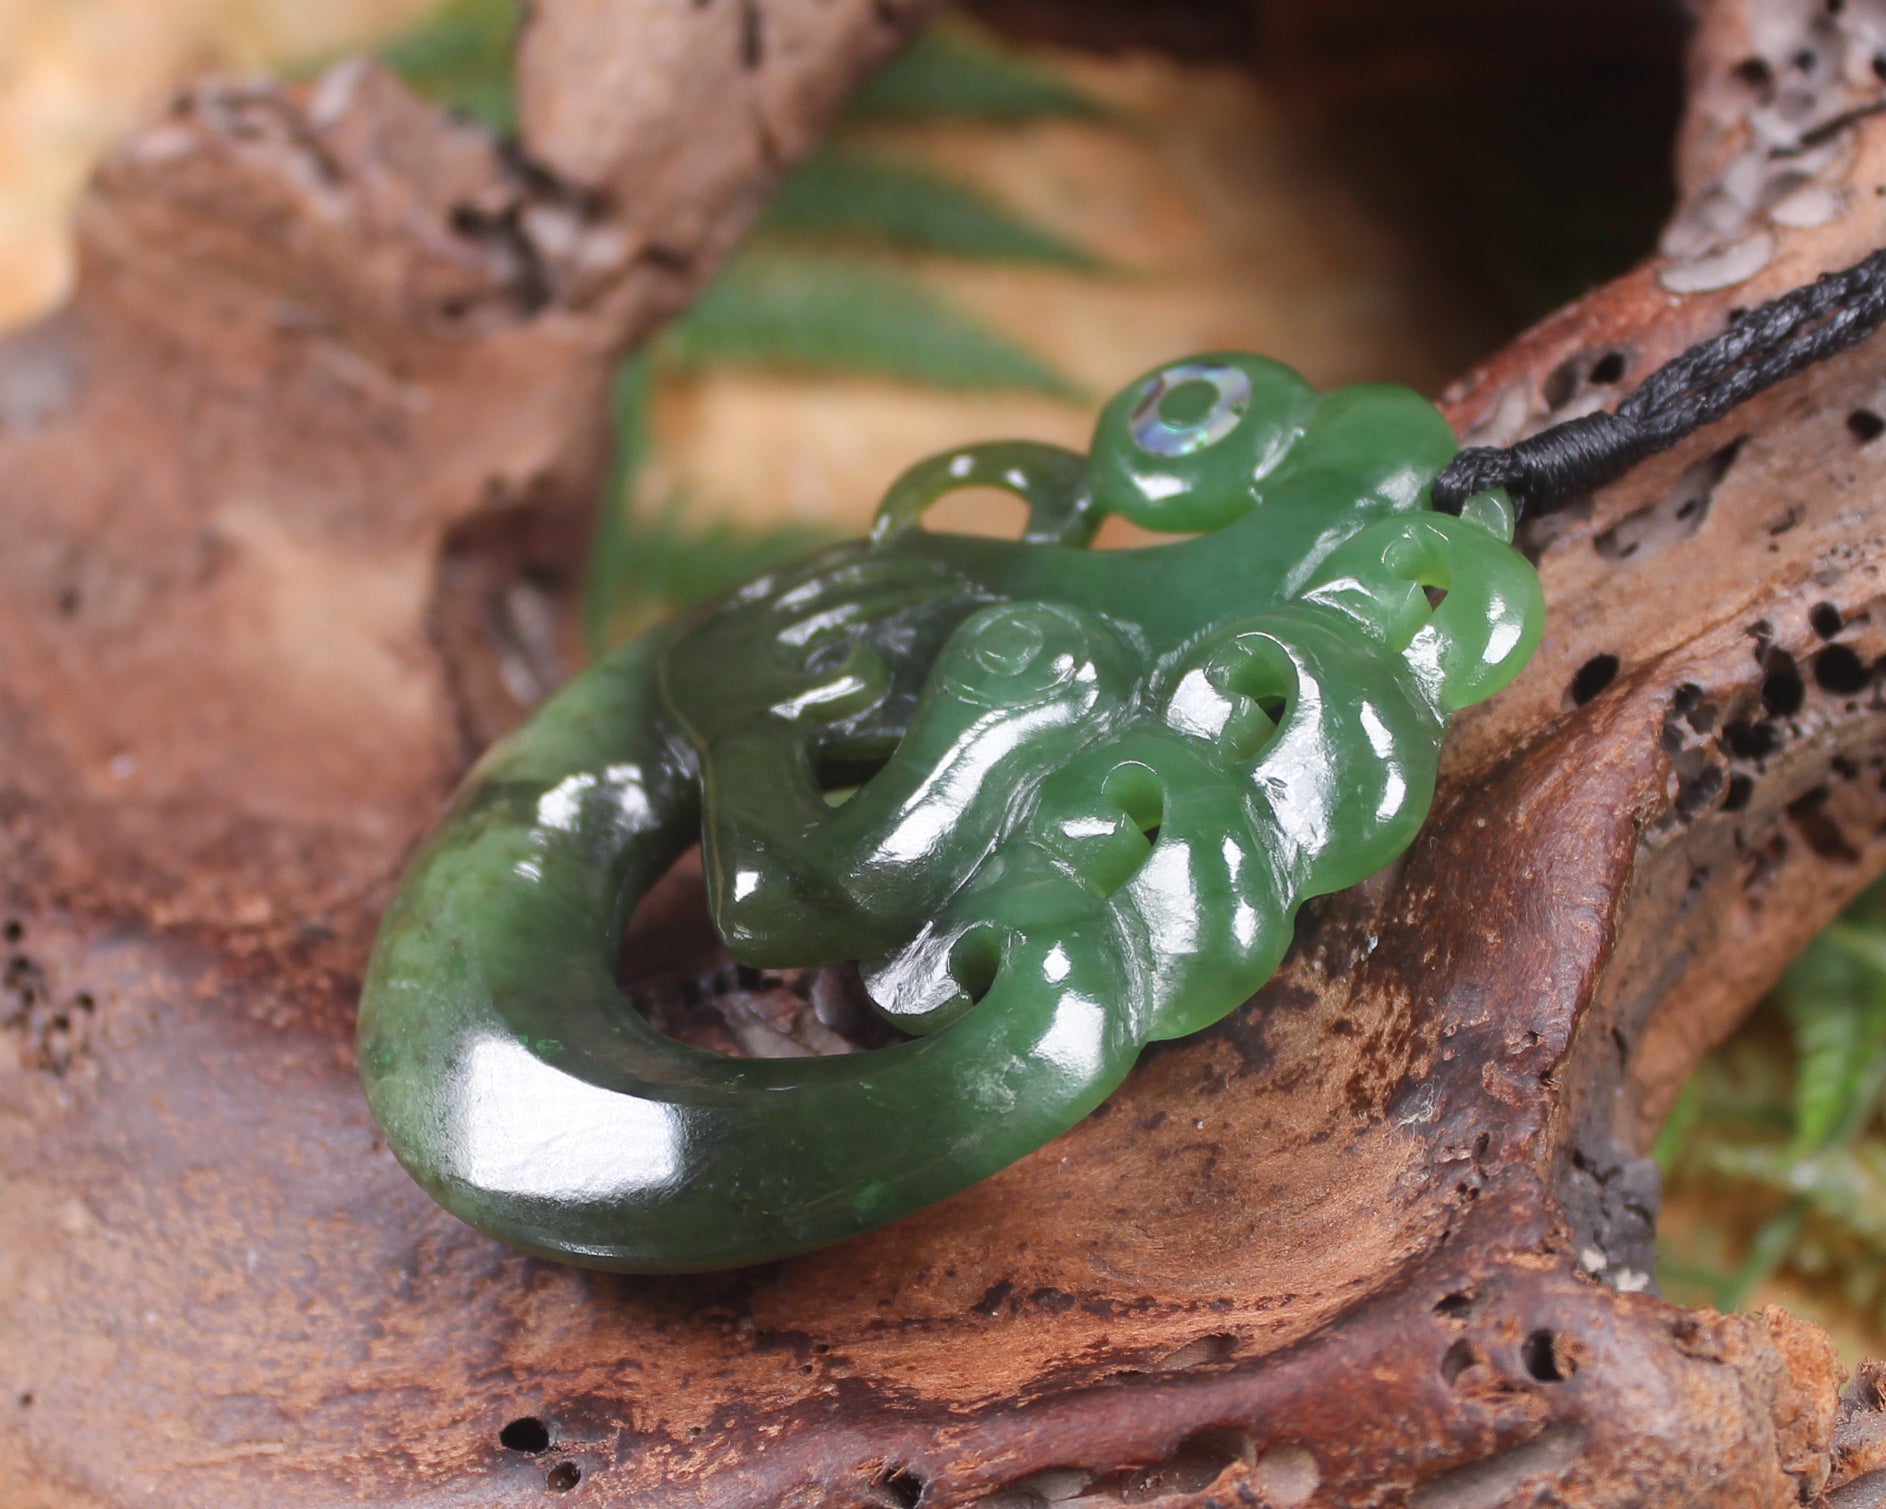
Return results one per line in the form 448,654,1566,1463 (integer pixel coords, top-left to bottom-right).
1766,1146,1886,1250
1717,1201,1807,1312
381,0,517,130
659,251,1082,398
586,354,824,649
1657,883,1886,1316
583,357,832,650
1781,910,1886,1155
1704,1142,1886,1310
761,149,1098,268
1653,1074,1705,1177
852,24,1099,120
591,496,834,651
582,355,655,655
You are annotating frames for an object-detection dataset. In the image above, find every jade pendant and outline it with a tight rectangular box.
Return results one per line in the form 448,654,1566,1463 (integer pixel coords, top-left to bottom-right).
357,354,1545,1271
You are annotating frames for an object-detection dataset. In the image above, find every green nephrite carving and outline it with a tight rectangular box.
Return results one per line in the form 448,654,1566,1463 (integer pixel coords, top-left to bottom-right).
358,354,1545,1271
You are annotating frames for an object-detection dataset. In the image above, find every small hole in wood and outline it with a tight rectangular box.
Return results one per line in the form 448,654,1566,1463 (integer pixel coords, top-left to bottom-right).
1733,56,1774,89
1849,409,1885,443
1434,1290,1475,1320
1115,1428,1252,1502
1569,654,1619,706
1674,763,1725,819
1588,350,1627,385
1762,649,1805,717
1816,643,1871,695
1811,602,1844,639
878,1467,925,1508
1673,682,1716,731
501,1417,551,1454
1723,718,1779,761
1521,1329,1572,1382
1440,1338,1479,1385
1542,356,1582,410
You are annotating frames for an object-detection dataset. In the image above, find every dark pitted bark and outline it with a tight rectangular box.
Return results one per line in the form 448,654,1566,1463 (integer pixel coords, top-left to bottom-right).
10,1,1886,1506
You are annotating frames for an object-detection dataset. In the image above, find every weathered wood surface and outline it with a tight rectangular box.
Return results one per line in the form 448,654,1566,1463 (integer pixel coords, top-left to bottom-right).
9,1,1886,1505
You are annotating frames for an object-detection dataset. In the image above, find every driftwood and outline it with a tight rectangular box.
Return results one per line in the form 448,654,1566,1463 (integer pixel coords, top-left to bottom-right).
11,1,1886,1505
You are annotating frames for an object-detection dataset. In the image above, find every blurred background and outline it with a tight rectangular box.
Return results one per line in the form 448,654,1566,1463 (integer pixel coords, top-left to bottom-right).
12,0,1882,1364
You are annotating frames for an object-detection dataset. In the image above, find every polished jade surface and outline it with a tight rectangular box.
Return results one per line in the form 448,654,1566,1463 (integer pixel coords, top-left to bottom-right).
357,354,1545,1271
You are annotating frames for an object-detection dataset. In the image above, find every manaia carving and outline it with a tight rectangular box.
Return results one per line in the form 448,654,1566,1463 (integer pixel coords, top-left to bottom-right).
357,354,1545,1271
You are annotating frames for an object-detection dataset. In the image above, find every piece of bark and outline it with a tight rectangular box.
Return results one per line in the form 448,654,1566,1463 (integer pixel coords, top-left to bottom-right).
7,1,1886,1506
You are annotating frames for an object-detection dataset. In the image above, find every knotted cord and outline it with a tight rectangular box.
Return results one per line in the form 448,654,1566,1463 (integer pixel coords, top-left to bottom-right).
1431,245,1886,518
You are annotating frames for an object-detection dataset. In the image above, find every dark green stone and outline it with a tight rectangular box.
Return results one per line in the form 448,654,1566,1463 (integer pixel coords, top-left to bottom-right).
357,353,1545,1271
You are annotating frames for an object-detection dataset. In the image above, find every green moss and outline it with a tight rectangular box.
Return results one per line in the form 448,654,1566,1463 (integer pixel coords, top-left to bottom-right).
659,251,1082,398
1660,883,1886,1319
379,0,516,129
762,149,1097,268
850,24,1099,120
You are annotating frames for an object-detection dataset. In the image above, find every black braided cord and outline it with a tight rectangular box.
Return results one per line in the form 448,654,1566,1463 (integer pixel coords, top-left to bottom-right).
1430,245,1886,519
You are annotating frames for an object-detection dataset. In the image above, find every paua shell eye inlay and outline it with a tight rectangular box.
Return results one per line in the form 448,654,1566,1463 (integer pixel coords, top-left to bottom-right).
1128,360,1252,456
357,352,1546,1273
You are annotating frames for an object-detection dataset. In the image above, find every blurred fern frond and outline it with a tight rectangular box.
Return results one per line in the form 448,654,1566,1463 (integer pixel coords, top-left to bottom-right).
660,251,1082,397
584,360,835,651
593,497,833,648
582,355,655,654
1783,918,1886,1153
379,5,1107,648
379,0,515,128
761,149,1097,268
1660,883,1886,1321
1705,1143,1886,1248
381,9,1099,135
850,24,1099,120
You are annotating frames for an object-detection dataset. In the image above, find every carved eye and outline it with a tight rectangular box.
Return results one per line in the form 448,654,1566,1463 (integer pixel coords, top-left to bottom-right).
964,609,1047,678
1088,351,1316,534
1127,361,1252,457
937,602,1096,709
